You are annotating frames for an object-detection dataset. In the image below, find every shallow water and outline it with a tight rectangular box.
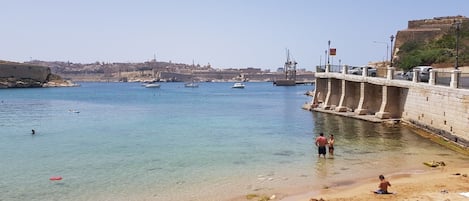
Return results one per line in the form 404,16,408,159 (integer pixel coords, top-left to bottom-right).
0,82,467,201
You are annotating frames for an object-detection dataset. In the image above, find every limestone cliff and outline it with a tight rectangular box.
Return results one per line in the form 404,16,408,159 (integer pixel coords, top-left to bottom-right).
0,61,77,88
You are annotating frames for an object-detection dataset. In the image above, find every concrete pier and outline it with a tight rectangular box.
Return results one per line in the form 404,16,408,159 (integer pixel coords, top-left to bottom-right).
308,64,469,147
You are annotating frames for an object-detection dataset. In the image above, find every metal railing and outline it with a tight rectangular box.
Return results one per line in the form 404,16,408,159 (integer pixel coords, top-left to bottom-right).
316,65,469,90
435,71,451,87
459,72,469,89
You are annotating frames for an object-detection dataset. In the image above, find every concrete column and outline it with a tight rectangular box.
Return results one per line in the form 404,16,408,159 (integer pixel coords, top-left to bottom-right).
362,66,368,77
325,64,331,73
355,82,368,115
335,79,347,112
386,67,395,80
428,69,436,85
450,70,461,88
375,85,391,119
412,68,420,83
342,65,348,75
322,78,332,109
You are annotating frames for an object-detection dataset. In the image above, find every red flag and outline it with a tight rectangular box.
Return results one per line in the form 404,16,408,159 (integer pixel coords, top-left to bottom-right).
329,48,336,56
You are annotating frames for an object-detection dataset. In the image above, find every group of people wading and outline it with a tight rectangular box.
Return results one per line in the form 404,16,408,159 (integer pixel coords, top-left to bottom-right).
315,132,334,158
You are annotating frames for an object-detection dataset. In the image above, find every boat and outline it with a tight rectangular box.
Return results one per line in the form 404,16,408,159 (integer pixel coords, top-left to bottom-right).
232,82,245,88
274,49,297,86
184,82,199,88
144,83,161,88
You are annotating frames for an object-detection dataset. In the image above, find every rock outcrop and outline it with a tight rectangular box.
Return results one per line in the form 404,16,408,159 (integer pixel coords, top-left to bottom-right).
0,61,77,88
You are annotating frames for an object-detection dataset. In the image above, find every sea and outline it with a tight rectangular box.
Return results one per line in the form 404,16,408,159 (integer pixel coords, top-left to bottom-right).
1,82,468,201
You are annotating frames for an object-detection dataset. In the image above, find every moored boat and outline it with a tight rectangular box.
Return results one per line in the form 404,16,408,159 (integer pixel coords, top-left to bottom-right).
232,82,245,88
144,83,161,88
184,82,199,88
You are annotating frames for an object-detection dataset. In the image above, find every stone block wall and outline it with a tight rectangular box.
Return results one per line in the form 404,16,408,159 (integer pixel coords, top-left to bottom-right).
402,84,469,143
395,29,444,48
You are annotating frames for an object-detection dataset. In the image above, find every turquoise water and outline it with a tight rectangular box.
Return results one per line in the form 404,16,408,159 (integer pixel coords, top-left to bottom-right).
0,82,467,201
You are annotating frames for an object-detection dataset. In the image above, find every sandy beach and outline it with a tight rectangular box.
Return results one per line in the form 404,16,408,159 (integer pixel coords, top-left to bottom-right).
279,165,469,201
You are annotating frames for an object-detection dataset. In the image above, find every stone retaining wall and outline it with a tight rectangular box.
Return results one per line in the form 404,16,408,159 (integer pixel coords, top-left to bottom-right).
312,67,469,148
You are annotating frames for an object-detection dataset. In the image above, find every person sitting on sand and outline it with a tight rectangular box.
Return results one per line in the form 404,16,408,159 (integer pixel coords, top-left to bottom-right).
374,175,391,194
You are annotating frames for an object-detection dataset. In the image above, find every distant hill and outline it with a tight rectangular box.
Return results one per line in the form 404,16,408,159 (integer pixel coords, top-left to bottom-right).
394,15,468,70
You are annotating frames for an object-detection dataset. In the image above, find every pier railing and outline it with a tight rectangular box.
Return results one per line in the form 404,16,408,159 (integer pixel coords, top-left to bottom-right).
318,64,469,89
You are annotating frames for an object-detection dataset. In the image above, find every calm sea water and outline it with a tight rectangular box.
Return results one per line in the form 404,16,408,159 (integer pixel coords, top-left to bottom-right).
0,82,468,201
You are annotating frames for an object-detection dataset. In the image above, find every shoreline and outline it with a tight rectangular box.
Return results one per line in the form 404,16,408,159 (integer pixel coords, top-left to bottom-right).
272,123,469,201
276,165,469,201
226,120,469,201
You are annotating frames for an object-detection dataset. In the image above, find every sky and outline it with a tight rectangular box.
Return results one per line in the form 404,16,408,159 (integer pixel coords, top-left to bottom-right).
0,0,467,70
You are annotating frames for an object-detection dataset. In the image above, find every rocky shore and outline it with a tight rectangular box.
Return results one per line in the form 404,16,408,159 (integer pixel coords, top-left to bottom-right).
0,61,78,88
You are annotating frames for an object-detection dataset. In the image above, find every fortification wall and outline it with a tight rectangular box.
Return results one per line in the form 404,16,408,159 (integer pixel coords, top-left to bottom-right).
394,16,468,57
395,29,444,49
0,63,51,82
407,16,461,30
0,63,75,88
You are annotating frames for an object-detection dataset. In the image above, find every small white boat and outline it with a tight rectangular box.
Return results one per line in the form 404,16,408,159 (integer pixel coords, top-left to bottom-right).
145,83,161,88
232,82,245,88
184,82,199,88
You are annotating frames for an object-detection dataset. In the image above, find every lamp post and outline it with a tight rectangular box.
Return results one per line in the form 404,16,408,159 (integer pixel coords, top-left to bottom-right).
373,41,389,62
324,50,327,69
327,40,331,65
390,35,395,67
454,20,461,70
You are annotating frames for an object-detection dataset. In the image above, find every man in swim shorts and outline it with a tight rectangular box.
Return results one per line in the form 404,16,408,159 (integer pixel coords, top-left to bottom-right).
315,132,327,158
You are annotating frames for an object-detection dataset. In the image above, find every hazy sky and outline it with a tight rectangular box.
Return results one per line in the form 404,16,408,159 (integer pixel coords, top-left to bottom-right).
0,0,466,70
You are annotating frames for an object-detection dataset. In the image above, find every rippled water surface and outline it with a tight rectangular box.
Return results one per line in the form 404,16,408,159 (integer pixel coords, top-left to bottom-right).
0,82,467,201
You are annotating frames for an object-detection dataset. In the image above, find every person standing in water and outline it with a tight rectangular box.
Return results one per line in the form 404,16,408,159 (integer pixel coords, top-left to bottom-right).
328,134,335,156
31,129,35,135
315,132,327,158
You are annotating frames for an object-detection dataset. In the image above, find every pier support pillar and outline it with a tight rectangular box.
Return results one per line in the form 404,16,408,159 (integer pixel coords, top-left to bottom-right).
375,85,391,119
321,78,332,110
355,82,368,115
335,79,348,112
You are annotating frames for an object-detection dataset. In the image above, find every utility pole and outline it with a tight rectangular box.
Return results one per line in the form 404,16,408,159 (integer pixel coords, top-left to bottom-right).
454,20,461,70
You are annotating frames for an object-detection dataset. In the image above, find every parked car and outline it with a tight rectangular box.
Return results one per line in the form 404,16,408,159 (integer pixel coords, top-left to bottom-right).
404,66,432,82
347,66,377,77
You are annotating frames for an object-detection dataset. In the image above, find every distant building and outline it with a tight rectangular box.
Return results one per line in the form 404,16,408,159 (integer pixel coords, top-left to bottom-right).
239,67,262,74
